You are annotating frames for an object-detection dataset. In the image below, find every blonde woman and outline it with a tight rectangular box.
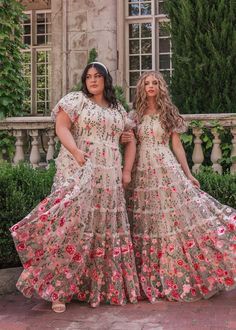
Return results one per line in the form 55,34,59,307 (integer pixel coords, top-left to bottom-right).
124,71,236,302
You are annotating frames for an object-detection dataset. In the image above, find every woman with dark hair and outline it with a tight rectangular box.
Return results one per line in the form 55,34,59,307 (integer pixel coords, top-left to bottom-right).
10,62,140,313
81,62,118,108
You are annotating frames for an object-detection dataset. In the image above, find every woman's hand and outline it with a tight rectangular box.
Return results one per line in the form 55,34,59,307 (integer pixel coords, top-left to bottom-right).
120,130,135,144
73,149,89,166
187,173,200,188
122,170,131,189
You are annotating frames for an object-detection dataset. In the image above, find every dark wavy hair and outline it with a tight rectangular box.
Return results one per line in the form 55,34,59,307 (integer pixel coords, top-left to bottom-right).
81,62,118,109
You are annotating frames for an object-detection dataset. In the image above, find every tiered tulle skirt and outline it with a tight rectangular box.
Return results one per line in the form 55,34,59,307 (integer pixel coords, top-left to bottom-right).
127,144,236,302
10,160,140,306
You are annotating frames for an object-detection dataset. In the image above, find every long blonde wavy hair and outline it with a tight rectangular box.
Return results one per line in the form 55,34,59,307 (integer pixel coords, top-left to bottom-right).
133,71,186,134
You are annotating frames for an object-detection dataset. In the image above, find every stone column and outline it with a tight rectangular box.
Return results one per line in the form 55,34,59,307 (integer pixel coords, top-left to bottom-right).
13,130,25,164
210,128,222,174
46,129,56,162
29,129,41,168
51,0,64,106
67,0,118,89
51,1,118,105
192,128,204,173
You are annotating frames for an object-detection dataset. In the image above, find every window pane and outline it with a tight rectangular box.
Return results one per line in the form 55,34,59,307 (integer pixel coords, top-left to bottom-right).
129,3,139,16
24,25,30,34
36,50,51,114
37,89,46,102
37,102,46,114
24,15,30,24
24,36,31,45
37,76,45,87
129,24,139,38
129,88,136,102
140,2,151,15
159,22,170,37
37,63,46,75
37,51,46,63
22,51,31,114
37,24,45,34
141,23,152,38
141,39,151,54
23,101,31,114
129,56,140,70
37,35,45,45
45,102,50,112
159,54,170,69
37,13,45,23
159,1,166,14
36,12,51,45
129,72,140,86
129,40,140,54
23,64,31,76
159,38,170,53
126,1,171,102
141,55,152,70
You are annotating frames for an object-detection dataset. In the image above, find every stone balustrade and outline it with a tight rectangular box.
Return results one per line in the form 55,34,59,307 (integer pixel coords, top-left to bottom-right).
182,113,236,174
0,113,236,173
0,117,55,168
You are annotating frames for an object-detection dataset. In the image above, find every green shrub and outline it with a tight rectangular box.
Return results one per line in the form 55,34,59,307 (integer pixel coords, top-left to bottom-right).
195,166,236,208
0,162,55,268
165,0,236,114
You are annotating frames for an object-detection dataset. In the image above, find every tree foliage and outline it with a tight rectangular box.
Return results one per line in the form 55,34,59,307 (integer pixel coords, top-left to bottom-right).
165,0,236,113
0,0,26,118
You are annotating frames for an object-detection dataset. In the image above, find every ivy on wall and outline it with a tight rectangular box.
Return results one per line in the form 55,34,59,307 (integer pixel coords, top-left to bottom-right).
0,0,26,118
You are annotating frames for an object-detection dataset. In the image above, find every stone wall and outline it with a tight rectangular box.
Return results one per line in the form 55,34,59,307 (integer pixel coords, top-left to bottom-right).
20,0,51,10
51,0,118,106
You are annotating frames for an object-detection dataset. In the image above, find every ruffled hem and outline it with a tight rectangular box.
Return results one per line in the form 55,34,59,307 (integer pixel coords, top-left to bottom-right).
15,231,140,306
132,221,236,302
10,159,140,305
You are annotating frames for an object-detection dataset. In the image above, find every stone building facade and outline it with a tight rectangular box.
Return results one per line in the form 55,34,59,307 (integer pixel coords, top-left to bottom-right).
20,0,170,115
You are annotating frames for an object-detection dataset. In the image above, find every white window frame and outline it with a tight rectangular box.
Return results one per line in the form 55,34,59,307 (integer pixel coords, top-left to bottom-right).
117,0,171,103
22,9,51,115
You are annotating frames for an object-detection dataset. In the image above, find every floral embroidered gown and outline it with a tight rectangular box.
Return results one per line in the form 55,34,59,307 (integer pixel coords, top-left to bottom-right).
126,113,236,302
10,91,140,306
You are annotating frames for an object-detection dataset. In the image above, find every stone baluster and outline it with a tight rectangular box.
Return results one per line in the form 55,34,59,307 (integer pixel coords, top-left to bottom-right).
12,130,25,164
210,128,222,174
46,129,55,162
29,129,41,168
230,127,236,174
192,128,204,173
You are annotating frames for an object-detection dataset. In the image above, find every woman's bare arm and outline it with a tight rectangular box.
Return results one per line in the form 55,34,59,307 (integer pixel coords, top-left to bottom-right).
55,109,88,166
122,139,136,188
171,132,200,187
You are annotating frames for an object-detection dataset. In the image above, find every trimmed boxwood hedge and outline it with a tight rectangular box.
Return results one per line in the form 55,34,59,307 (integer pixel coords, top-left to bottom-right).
0,163,235,268
0,162,55,268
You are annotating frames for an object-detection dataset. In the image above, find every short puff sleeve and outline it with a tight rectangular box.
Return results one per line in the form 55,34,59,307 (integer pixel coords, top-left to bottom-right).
172,117,188,134
118,106,137,131
51,91,85,123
